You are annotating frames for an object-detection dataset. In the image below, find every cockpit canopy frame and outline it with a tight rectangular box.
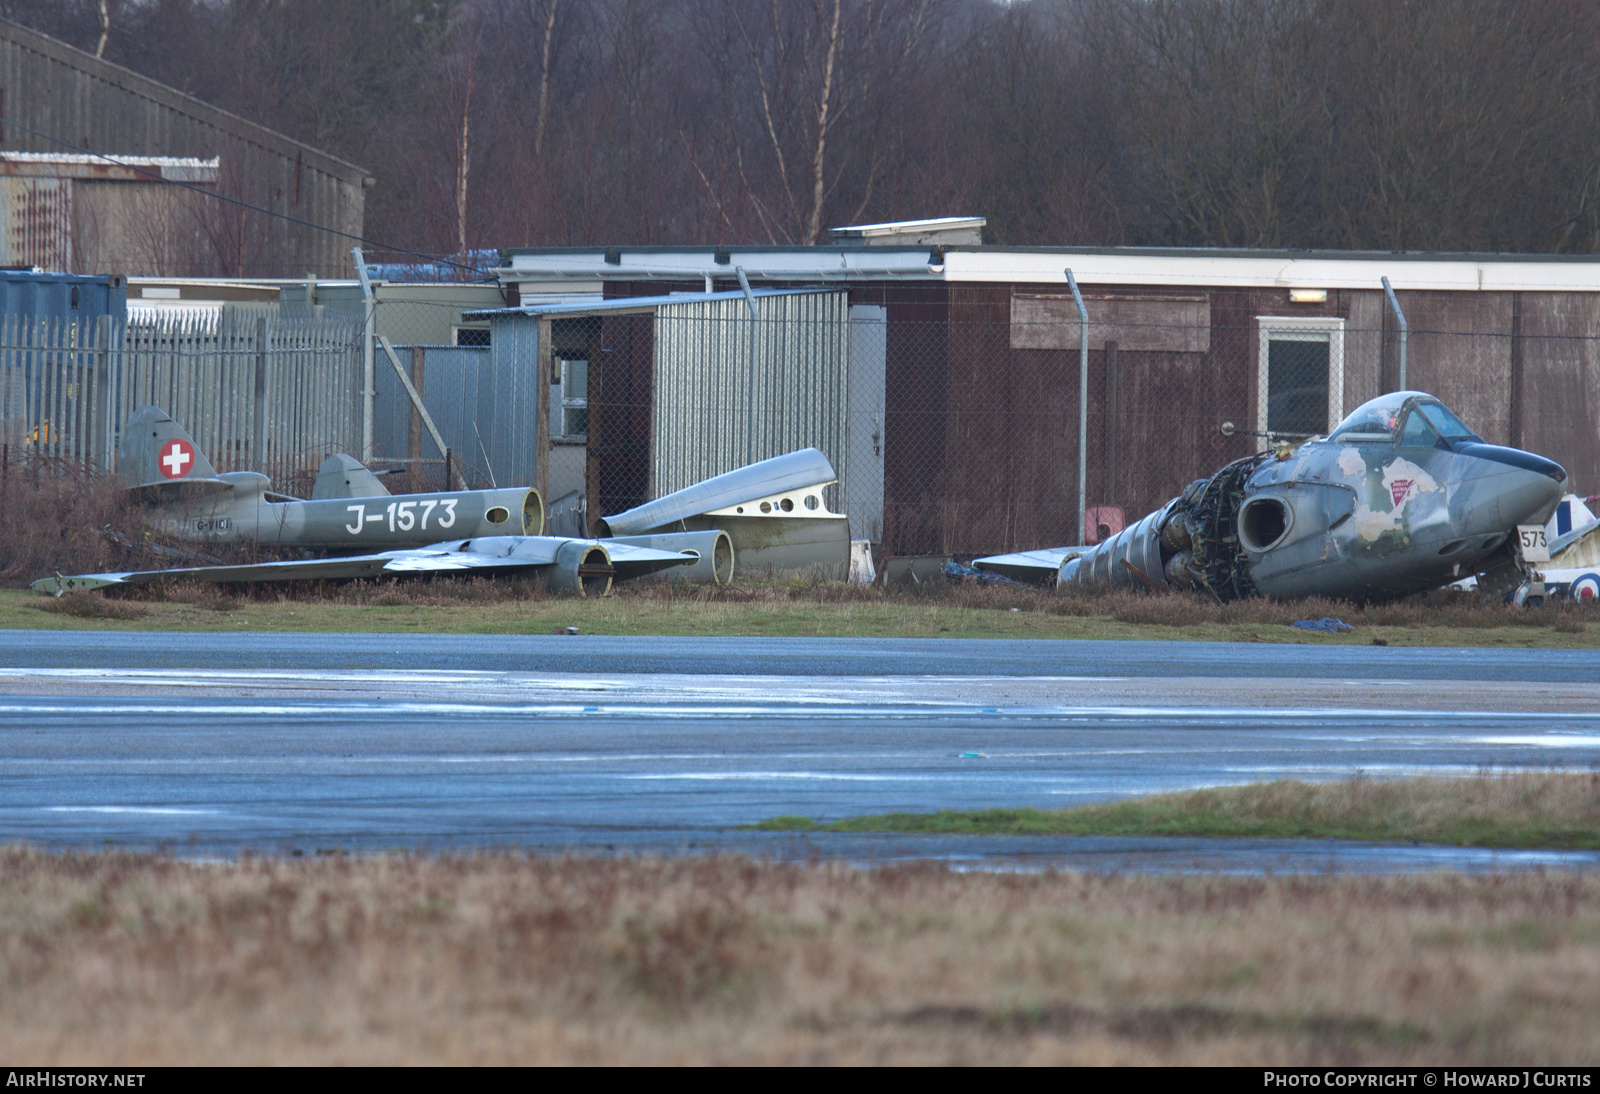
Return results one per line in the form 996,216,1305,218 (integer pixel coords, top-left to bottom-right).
1327,391,1482,449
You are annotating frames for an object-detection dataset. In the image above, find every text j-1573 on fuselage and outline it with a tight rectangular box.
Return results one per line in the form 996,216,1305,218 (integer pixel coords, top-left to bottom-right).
121,405,543,551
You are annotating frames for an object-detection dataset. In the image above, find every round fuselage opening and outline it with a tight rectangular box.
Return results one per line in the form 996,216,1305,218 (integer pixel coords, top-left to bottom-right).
1238,497,1292,552
522,490,544,534
577,546,613,597
711,533,734,583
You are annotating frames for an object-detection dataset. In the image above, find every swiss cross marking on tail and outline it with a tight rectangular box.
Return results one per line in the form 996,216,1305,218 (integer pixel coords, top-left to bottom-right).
1389,479,1414,506
159,439,195,479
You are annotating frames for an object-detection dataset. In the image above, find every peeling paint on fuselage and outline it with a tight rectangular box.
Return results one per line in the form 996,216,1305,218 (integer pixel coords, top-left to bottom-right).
1244,434,1559,600
1344,454,1441,545
985,394,1565,604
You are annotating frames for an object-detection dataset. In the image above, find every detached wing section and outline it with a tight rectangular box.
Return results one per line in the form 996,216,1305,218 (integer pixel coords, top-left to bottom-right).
971,547,1082,584
600,448,850,578
601,448,838,536
32,536,696,598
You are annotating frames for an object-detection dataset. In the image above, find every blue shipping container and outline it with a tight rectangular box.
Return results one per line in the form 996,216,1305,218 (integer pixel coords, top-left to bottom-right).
0,269,127,329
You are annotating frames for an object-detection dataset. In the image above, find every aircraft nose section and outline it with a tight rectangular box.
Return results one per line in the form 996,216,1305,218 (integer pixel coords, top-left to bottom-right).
1452,444,1566,532
1454,442,1566,485
1503,466,1567,526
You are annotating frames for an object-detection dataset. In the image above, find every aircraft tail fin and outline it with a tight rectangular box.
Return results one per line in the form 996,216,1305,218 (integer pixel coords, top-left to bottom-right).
119,405,224,489
311,453,393,500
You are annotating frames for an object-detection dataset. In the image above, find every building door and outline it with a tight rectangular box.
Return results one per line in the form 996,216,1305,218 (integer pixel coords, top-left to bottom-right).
1255,317,1345,446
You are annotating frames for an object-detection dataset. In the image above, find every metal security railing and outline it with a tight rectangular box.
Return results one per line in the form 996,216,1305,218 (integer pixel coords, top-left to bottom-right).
0,307,364,491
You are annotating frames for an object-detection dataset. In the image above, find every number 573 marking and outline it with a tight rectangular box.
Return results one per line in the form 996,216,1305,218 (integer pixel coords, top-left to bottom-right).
1517,524,1550,562
346,498,457,534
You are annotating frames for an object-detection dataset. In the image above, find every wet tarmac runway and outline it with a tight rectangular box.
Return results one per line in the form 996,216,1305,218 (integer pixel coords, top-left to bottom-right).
3,630,1598,871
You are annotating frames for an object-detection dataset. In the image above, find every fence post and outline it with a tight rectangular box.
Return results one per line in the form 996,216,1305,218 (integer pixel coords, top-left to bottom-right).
409,346,425,491
352,246,376,462
736,266,760,465
252,316,269,472
536,314,551,503
1382,276,1408,392
92,314,112,471
1066,269,1089,547
1101,339,1118,510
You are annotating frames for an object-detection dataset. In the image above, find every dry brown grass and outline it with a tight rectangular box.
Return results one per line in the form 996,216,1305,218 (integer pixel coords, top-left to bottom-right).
31,592,149,621
2,849,1599,1065
0,458,144,586
104,570,1600,632
0,459,291,590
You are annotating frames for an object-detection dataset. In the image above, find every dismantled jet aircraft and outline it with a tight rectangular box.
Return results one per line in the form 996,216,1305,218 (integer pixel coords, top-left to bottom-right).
122,406,543,550
600,447,850,579
975,391,1568,603
33,419,854,596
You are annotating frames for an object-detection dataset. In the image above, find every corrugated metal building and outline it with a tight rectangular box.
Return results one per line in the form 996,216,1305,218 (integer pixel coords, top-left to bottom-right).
0,17,367,277
463,290,877,538
497,228,1600,556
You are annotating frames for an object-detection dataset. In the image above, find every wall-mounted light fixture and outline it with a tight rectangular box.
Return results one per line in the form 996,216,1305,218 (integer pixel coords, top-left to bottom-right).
1288,288,1328,303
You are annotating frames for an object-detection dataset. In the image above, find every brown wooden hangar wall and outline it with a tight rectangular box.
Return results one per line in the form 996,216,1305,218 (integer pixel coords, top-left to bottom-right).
0,17,366,276
592,278,1600,557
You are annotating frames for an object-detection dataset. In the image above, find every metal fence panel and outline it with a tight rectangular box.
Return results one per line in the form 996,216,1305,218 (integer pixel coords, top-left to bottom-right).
482,315,543,489
371,344,528,491
651,291,850,512
0,306,363,493
118,307,363,491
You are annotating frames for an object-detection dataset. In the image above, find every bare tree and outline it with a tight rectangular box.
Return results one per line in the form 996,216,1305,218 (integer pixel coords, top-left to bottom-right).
532,0,560,160
8,0,1600,262
681,0,940,244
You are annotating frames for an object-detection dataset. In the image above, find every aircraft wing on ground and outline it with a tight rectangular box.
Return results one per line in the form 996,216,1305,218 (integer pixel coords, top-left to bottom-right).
970,547,1084,584
31,536,695,598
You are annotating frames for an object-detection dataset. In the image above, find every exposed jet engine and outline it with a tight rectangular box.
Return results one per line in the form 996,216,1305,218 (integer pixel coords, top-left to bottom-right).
976,392,1568,603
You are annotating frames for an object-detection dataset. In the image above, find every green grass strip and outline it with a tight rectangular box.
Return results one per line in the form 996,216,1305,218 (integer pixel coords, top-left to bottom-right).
750,774,1600,849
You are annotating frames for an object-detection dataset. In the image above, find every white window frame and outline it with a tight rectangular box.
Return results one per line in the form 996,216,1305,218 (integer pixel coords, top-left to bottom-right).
552,356,588,441
1256,316,1345,448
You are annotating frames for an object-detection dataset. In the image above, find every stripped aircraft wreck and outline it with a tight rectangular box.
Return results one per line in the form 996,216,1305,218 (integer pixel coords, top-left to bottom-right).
976,392,1568,603
33,415,847,596
600,447,851,580
122,405,544,551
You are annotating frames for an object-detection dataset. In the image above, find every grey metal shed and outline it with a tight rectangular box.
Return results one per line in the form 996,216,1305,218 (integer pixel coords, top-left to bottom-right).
462,288,883,538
